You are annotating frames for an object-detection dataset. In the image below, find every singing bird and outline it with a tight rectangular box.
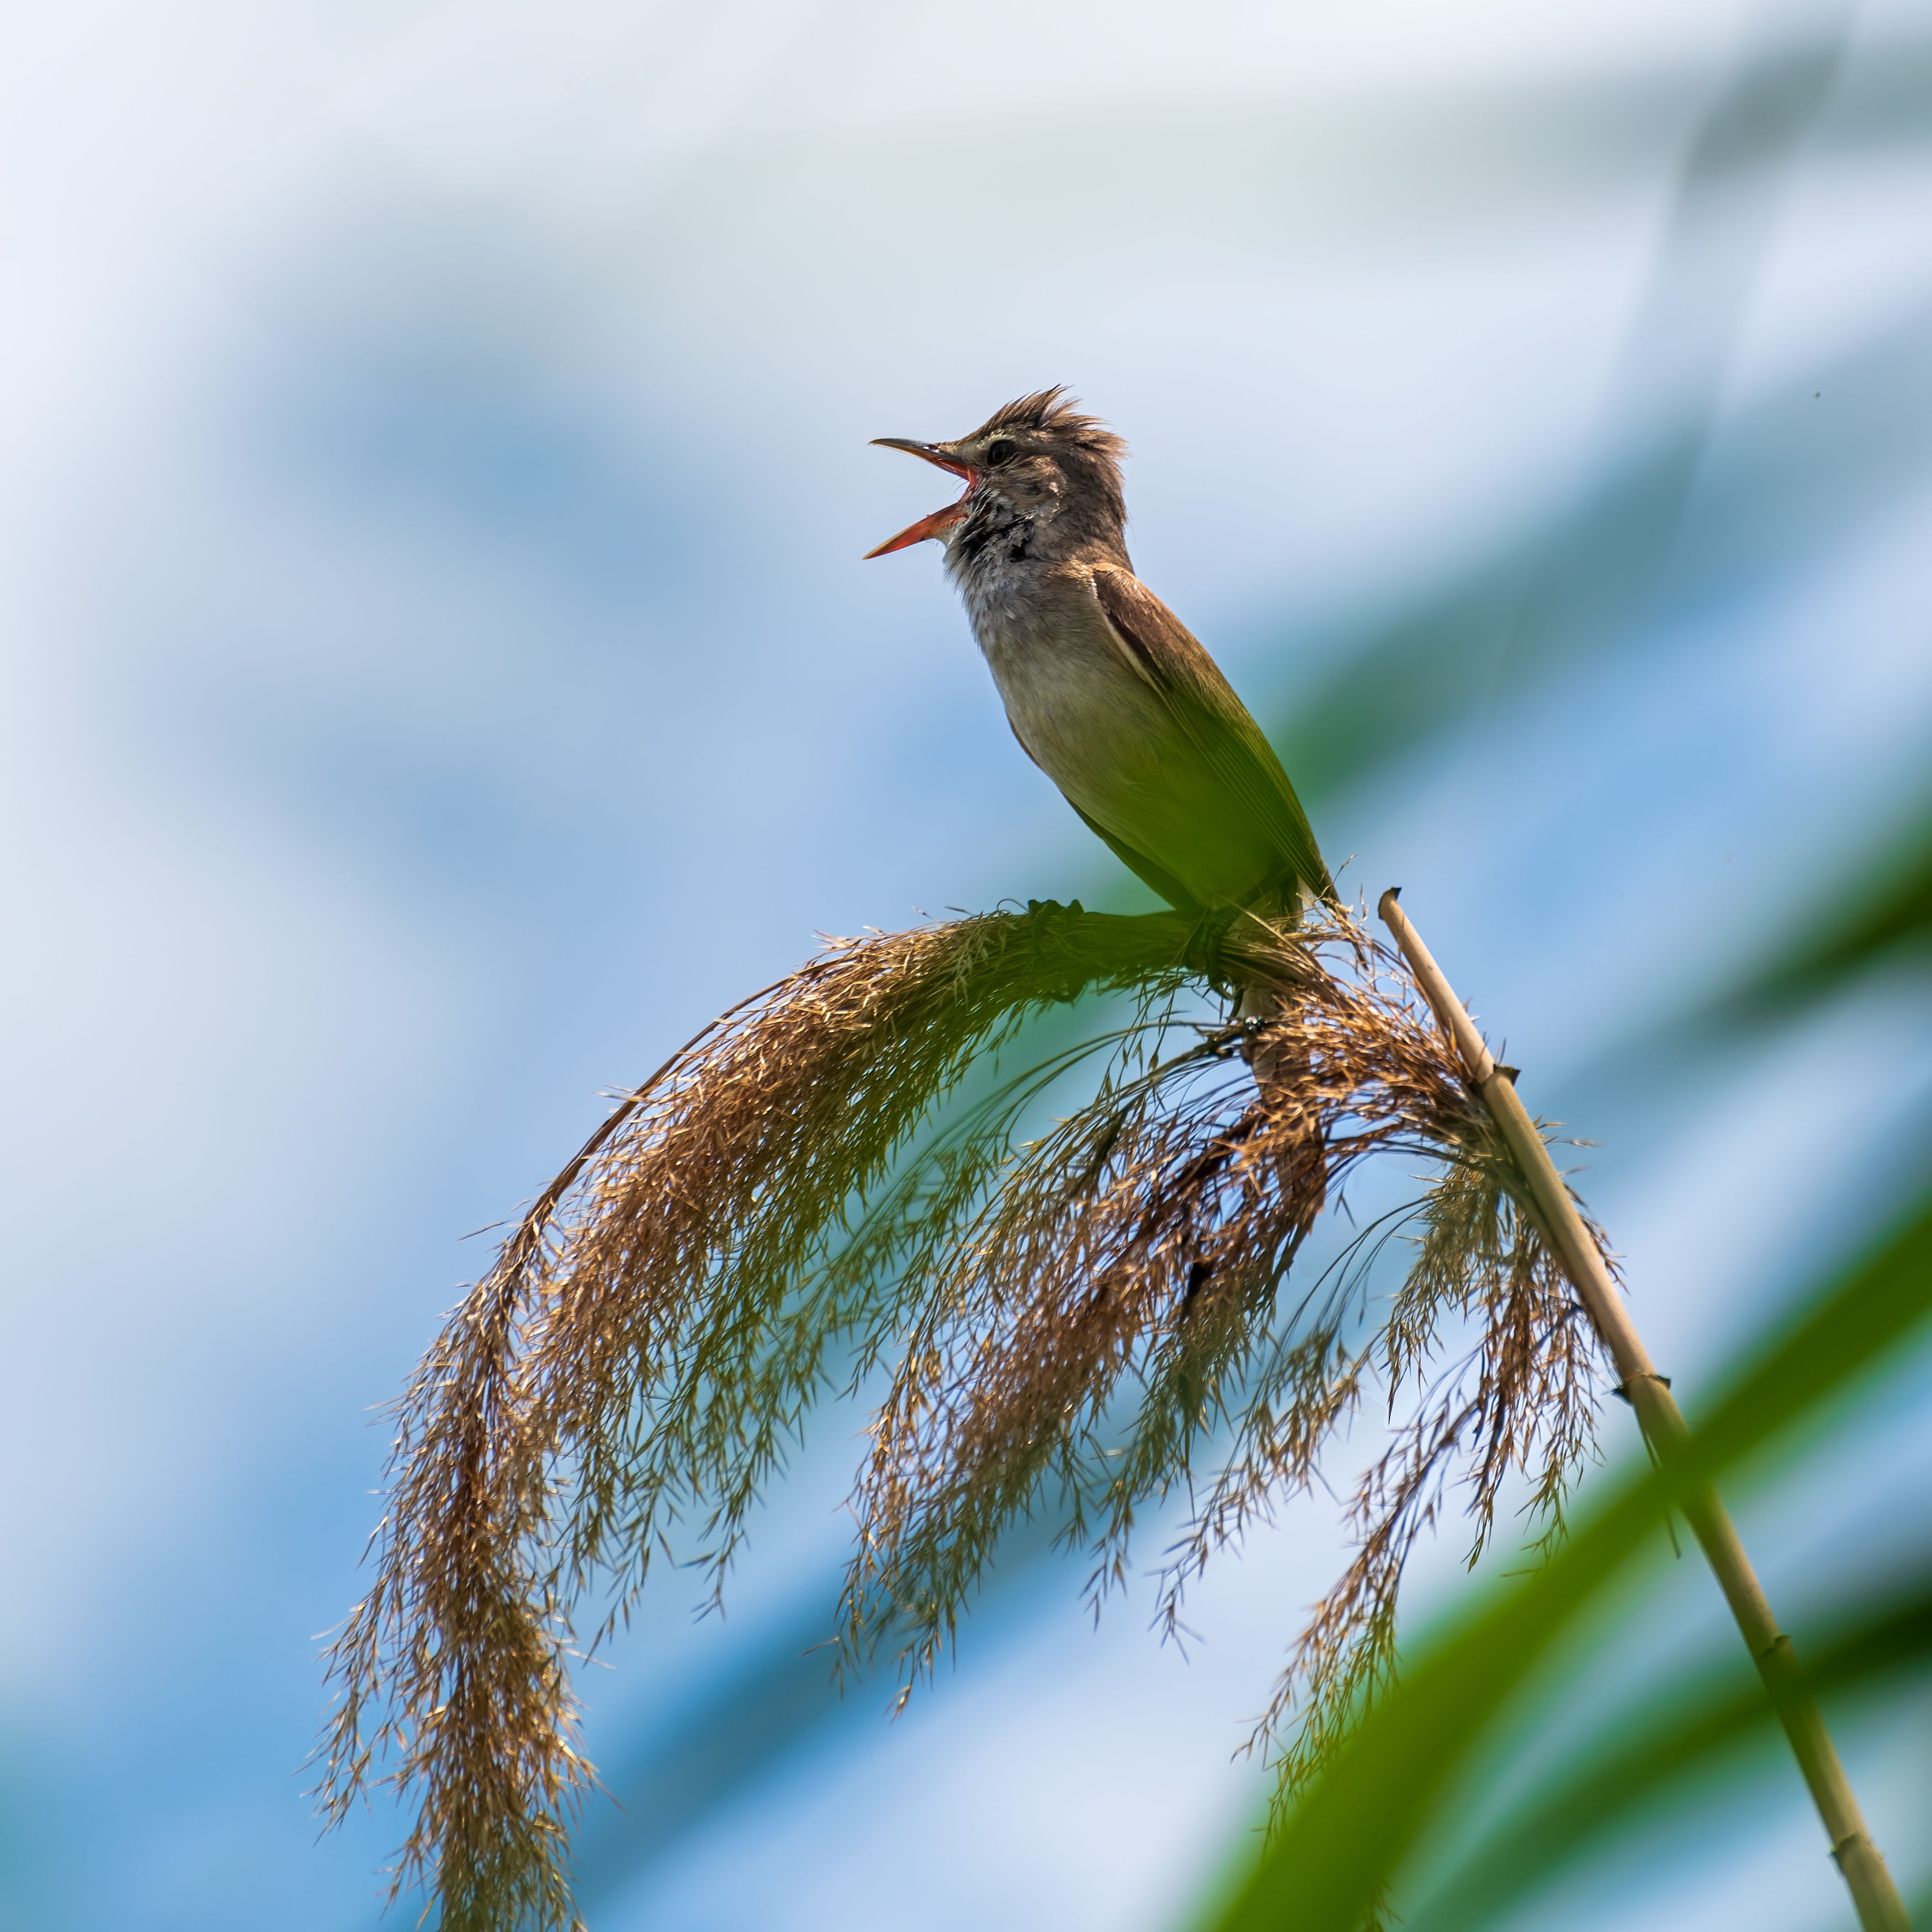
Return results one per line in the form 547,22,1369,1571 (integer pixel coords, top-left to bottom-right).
867,389,1334,922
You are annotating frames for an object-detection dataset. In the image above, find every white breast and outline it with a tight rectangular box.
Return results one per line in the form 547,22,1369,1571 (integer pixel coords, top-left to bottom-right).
962,581,1173,825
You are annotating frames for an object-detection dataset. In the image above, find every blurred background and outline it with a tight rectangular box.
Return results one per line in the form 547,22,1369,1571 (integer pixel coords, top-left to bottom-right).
3,0,1930,1925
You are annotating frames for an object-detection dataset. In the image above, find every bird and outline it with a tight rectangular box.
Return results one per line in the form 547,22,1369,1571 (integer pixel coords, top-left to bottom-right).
866,388,1334,925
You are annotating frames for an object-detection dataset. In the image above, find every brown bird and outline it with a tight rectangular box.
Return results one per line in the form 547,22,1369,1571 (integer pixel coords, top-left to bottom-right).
867,388,1334,921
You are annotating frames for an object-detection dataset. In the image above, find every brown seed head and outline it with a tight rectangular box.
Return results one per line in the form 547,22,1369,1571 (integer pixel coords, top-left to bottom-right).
320,902,1606,1929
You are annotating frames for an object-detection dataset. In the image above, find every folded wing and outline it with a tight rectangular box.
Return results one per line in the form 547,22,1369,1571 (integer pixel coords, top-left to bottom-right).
1089,567,1337,907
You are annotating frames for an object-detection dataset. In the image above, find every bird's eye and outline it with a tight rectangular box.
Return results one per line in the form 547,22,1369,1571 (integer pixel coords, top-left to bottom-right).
984,437,1016,466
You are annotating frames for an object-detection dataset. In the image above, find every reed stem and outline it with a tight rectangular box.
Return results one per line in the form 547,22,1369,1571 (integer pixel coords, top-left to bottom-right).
1377,888,1908,1932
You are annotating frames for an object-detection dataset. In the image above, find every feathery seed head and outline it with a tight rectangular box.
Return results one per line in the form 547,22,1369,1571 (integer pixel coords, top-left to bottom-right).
320,903,1604,1930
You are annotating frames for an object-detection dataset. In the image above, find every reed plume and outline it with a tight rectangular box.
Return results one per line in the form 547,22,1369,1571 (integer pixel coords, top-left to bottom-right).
319,901,1605,1930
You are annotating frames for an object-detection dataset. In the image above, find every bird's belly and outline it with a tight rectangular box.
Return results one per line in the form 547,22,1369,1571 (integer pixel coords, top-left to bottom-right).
994,648,1163,799
980,629,1274,904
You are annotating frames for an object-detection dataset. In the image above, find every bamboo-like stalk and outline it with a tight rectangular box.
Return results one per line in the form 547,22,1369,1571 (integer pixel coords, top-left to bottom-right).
1377,888,1909,1932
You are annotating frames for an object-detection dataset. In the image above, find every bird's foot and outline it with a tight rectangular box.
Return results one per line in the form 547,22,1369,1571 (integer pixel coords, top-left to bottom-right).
1020,897,1091,1002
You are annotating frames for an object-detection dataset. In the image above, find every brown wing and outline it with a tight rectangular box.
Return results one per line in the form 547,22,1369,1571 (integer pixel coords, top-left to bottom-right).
1089,567,1337,905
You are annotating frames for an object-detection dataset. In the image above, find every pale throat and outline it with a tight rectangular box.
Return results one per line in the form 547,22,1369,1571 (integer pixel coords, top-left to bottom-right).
949,534,1032,620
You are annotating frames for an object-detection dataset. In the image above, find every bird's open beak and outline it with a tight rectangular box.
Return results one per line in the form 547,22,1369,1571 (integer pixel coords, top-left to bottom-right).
865,438,976,558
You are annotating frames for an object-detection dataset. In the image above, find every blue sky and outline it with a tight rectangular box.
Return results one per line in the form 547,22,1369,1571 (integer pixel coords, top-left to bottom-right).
2,1,1930,1926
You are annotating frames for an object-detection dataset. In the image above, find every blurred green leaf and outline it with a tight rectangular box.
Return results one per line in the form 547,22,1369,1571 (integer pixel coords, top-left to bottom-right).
1192,1181,1932,1932
1408,1572,1932,1932
1738,794,1932,1010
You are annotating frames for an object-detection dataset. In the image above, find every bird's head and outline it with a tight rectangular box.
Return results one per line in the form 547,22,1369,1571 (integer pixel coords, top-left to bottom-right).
865,387,1127,561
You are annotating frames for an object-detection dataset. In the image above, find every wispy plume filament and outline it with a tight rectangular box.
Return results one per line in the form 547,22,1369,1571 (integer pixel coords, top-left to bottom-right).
319,904,1605,1930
